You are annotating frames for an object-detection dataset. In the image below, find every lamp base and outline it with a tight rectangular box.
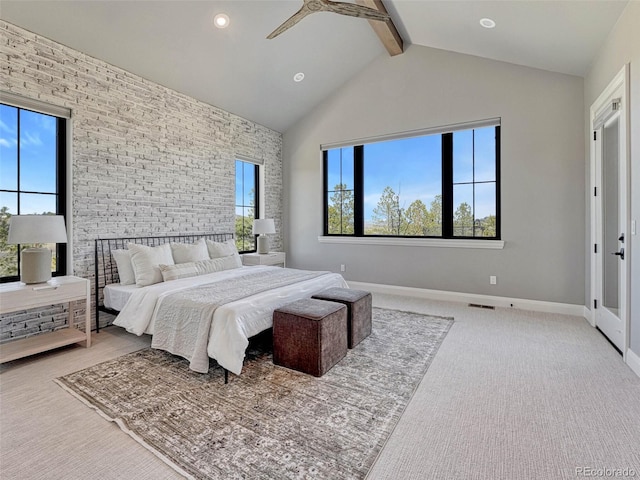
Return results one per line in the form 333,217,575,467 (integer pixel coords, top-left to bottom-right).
21,248,52,284
257,235,270,255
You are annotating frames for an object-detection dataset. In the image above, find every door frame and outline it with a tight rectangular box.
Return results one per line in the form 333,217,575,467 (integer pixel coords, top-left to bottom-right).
589,64,630,359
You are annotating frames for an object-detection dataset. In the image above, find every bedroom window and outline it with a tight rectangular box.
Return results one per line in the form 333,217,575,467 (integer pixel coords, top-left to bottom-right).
235,159,260,253
0,101,68,282
323,119,500,240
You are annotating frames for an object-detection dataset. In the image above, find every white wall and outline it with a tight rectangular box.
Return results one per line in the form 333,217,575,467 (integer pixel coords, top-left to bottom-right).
584,1,640,357
284,44,585,305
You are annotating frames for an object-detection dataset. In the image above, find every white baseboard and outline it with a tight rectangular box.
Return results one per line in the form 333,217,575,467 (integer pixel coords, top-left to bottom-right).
626,348,640,378
347,281,587,318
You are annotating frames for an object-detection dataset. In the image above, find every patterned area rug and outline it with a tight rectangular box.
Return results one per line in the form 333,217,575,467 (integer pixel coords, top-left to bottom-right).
56,308,453,480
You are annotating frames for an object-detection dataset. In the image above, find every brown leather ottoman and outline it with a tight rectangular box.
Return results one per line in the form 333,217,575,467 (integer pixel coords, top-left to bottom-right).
273,298,347,377
312,288,372,348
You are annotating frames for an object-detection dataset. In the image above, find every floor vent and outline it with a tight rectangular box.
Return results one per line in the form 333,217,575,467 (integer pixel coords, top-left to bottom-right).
468,303,495,310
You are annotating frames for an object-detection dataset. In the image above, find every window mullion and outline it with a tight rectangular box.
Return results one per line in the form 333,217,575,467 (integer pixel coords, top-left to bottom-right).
56,117,67,275
254,163,260,221
442,133,453,238
354,145,364,236
495,126,501,239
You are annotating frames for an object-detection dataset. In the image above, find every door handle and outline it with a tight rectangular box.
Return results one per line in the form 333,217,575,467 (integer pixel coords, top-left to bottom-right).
611,248,625,260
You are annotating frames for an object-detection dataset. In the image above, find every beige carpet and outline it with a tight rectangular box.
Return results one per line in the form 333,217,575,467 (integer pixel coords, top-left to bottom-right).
54,308,453,480
367,295,640,480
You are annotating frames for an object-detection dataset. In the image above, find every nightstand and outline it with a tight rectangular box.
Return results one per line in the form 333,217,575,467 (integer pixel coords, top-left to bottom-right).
242,252,286,268
0,275,91,363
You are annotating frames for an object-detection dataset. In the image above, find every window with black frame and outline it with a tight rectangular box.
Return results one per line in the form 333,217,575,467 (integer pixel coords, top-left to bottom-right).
0,102,67,282
235,159,260,253
323,120,500,240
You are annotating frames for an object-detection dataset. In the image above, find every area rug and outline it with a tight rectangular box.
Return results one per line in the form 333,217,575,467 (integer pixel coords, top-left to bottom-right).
55,308,453,480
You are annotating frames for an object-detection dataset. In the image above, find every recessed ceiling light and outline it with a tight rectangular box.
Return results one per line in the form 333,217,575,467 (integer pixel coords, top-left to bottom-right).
214,13,230,29
480,17,496,29
293,72,305,82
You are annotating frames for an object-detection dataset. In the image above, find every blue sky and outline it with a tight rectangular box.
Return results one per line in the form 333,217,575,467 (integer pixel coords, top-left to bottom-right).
0,104,58,214
235,159,256,217
327,127,497,221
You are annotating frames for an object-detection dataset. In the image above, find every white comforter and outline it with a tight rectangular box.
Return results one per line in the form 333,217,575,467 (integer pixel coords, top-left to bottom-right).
113,266,348,375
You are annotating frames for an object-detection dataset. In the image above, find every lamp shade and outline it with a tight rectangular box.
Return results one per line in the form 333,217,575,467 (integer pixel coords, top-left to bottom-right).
8,215,68,244
252,219,275,235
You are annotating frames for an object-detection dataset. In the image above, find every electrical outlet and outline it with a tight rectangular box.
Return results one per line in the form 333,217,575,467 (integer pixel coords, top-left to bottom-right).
490,275,497,285
340,264,346,272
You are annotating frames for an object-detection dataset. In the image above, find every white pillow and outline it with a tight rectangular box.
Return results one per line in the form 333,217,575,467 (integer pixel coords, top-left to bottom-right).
128,243,174,287
197,256,242,273
170,238,209,264
112,249,136,285
159,262,199,282
206,238,237,258
206,239,242,268
159,256,241,282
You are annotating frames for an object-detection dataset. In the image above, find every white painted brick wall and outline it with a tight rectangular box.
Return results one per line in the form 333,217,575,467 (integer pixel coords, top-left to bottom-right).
0,20,284,337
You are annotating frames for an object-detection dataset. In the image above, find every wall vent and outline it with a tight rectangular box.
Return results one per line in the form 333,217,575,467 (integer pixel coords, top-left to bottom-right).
468,303,495,310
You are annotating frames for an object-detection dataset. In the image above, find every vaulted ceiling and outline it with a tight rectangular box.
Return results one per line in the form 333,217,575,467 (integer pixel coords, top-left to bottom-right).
1,0,629,133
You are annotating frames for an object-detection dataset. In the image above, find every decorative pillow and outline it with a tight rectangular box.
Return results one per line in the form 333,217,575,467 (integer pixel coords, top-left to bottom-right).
170,238,209,264
112,249,136,285
159,262,199,282
206,239,243,268
159,256,241,282
196,256,242,274
127,243,174,287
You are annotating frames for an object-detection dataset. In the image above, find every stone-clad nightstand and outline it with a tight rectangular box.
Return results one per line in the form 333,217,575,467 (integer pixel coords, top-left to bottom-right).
241,252,286,268
0,276,91,363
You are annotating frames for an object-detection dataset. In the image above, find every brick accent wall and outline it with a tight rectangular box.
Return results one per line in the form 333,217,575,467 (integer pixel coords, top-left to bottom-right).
0,20,283,337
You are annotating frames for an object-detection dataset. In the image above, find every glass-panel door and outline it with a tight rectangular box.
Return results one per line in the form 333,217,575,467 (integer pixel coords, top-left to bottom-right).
602,119,619,316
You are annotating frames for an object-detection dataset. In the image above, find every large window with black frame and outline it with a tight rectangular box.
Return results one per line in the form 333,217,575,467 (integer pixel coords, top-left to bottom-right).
235,159,260,253
323,120,500,240
0,102,67,282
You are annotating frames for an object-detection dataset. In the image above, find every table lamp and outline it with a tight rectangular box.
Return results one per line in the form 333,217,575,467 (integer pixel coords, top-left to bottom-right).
8,215,68,284
252,219,275,254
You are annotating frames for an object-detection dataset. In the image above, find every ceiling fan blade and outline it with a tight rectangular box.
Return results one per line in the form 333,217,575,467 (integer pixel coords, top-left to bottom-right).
267,0,390,39
322,0,389,22
267,7,313,39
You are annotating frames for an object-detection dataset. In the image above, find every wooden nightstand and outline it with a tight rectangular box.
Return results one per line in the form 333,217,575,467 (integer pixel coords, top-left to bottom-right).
0,275,91,363
242,252,286,268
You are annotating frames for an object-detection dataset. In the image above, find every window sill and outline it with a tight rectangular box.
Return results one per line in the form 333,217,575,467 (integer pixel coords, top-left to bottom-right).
317,236,505,249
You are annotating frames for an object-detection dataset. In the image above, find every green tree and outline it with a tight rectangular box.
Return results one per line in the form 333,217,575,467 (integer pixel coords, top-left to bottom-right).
371,186,403,235
476,215,496,237
424,194,442,236
0,206,18,277
235,188,256,251
404,199,429,236
327,184,354,234
454,202,474,236
235,215,254,251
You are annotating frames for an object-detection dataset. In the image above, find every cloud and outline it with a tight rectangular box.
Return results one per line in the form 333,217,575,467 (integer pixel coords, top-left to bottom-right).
0,138,16,148
0,118,15,134
21,131,43,147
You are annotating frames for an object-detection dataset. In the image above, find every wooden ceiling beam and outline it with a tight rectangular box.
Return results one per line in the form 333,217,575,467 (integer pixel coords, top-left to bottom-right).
355,0,404,56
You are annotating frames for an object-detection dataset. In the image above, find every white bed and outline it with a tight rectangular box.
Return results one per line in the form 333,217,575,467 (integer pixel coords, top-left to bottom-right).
112,265,348,375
